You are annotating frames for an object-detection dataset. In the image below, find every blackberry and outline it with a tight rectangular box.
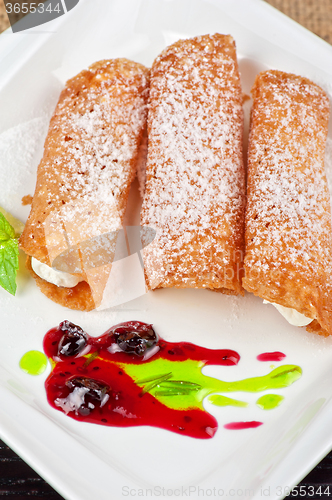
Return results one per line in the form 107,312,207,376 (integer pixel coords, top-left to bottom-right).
66,377,109,416
112,322,157,356
58,320,88,357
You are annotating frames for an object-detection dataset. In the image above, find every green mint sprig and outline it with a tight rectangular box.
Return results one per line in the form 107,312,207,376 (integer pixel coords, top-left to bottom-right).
0,212,19,296
138,372,173,395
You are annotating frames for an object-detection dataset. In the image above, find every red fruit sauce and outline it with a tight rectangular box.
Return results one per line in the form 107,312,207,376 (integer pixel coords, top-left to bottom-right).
43,320,240,439
257,352,286,362
224,421,263,430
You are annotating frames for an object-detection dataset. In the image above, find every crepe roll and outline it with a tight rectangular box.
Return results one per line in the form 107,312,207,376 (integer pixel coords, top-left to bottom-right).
141,34,245,294
243,70,332,335
19,59,149,310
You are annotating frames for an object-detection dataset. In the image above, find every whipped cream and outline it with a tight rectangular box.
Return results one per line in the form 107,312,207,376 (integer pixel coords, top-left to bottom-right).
31,258,83,288
263,300,313,327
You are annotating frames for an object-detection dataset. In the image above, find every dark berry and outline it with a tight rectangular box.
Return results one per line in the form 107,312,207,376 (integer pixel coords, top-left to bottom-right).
66,377,109,416
58,321,88,357
112,322,157,356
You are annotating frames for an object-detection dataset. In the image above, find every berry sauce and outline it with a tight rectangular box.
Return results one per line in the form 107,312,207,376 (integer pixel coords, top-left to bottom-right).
43,320,240,439
224,421,263,430
43,321,302,439
257,351,286,362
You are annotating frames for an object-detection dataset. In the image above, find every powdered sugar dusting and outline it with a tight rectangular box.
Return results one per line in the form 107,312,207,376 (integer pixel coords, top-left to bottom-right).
324,137,332,198
47,62,148,232
20,59,149,267
141,34,245,293
244,70,332,331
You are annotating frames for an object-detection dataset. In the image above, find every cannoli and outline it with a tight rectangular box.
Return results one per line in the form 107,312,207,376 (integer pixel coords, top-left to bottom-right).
19,59,149,310
243,70,332,335
141,34,245,294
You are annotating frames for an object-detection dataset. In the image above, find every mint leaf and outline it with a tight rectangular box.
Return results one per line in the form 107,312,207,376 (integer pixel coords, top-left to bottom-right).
0,207,24,237
0,238,19,295
0,212,15,241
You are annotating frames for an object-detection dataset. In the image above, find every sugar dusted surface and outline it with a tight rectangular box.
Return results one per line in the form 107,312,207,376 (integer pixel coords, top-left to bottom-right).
20,59,149,264
19,59,149,311
243,70,332,334
141,34,245,294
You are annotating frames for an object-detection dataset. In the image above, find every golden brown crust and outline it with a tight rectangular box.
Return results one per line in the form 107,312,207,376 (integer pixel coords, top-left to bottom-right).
26,257,95,311
306,319,330,337
141,34,245,294
19,59,150,310
243,70,332,334
21,195,32,206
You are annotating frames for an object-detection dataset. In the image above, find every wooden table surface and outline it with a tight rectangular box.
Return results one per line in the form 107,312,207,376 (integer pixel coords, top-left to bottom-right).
0,0,332,498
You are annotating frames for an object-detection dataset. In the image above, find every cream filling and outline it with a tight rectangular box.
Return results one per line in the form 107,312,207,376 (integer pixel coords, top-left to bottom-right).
31,258,83,288
263,300,313,327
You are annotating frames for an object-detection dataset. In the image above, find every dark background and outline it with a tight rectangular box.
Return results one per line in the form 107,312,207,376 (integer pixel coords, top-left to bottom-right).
0,438,332,498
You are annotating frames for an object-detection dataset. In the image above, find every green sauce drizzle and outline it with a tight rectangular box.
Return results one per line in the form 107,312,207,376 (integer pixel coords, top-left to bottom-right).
208,395,248,408
19,350,48,376
256,394,284,410
123,359,301,411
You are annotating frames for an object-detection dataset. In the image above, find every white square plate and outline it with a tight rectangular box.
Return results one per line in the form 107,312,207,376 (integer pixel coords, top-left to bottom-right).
1,1,332,499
